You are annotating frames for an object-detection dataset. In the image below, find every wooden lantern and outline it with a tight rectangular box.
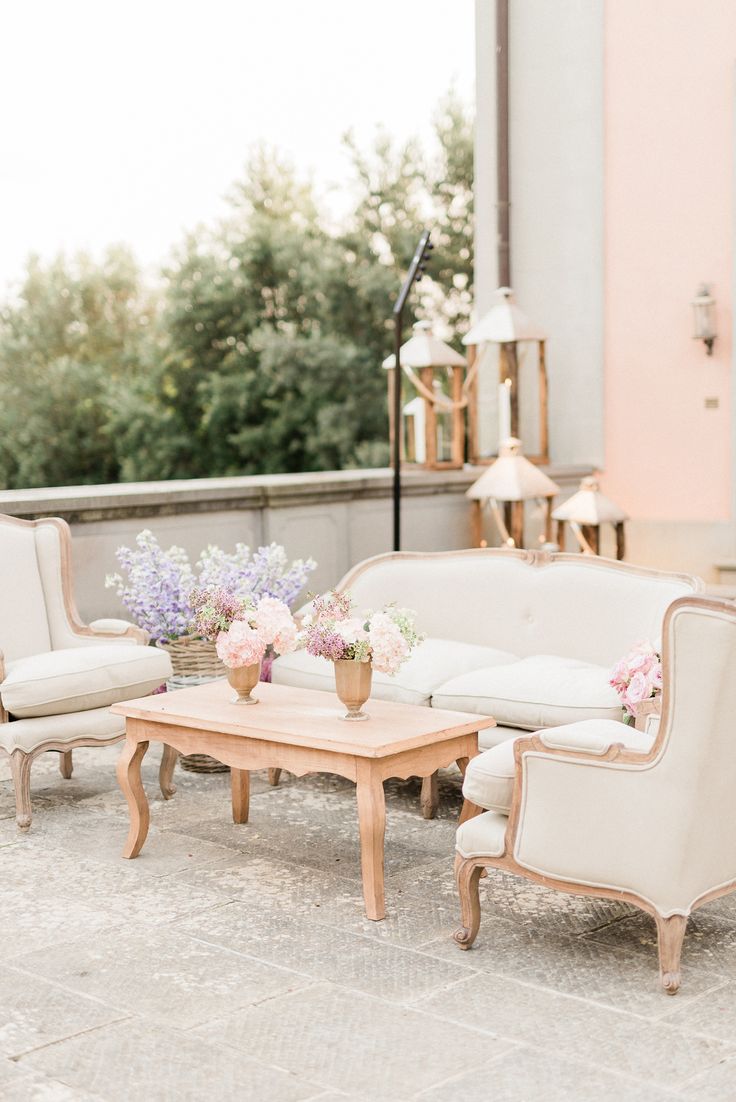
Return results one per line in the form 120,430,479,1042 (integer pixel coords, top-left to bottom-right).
383,321,467,470
466,437,560,549
462,287,549,465
552,477,628,560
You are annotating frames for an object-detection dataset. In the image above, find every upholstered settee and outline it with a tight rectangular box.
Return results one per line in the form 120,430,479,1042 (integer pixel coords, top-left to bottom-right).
272,548,702,748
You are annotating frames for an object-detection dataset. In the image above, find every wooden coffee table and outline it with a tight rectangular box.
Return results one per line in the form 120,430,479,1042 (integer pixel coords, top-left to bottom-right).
111,680,495,920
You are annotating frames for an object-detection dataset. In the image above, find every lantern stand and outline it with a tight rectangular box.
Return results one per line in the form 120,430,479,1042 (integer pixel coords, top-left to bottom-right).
462,287,549,464
552,477,628,560
383,321,468,469
466,437,560,549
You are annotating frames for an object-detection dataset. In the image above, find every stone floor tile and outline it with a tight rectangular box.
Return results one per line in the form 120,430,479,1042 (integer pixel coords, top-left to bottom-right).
658,979,736,1040
12,926,311,1029
33,814,243,877
0,878,125,960
680,1055,736,1100
178,901,473,1002
174,853,461,949
415,973,733,1088
0,966,124,1060
195,982,503,1100
479,867,635,934
584,909,736,977
414,1045,683,1102
0,1069,108,1101
18,1019,320,1102
418,912,727,1016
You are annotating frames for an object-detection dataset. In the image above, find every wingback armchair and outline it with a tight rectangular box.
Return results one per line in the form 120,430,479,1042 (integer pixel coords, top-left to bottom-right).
454,595,736,995
0,514,172,829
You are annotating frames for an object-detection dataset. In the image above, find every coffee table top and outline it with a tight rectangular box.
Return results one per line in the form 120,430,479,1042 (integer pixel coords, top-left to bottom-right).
111,679,495,758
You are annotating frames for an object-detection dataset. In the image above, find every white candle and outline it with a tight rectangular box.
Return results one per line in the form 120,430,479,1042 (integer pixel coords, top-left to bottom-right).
498,378,512,445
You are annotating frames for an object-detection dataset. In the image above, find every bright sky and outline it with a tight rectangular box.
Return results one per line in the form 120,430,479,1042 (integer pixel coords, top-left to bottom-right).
0,0,474,292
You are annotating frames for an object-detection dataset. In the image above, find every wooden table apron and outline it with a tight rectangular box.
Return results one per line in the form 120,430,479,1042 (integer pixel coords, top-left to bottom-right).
115,715,480,921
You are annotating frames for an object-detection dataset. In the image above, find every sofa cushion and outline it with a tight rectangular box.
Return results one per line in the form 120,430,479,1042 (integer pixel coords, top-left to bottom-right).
462,719,654,813
432,654,622,730
272,638,519,707
1,645,172,719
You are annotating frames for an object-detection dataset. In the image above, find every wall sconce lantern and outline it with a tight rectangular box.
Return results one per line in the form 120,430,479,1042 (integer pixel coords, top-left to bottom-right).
692,283,717,355
466,437,560,549
382,321,468,470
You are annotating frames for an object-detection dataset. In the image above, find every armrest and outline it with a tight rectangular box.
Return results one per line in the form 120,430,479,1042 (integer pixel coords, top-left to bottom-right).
88,619,149,646
539,722,653,757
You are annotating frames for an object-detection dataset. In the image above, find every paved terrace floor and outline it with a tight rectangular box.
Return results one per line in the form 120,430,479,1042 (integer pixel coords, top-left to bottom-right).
1,746,736,1102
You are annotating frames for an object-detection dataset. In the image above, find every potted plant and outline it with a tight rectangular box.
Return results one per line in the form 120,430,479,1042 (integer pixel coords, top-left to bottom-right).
106,531,314,767
301,591,422,720
610,642,663,730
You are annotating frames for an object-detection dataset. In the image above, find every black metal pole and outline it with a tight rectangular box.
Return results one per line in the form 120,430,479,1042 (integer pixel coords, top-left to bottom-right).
392,313,403,551
391,229,432,554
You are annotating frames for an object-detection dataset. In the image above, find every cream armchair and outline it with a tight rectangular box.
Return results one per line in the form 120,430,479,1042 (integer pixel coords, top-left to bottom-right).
454,596,736,995
0,514,172,829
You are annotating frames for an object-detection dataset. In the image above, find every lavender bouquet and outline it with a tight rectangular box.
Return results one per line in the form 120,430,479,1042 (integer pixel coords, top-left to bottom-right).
105,529,315,641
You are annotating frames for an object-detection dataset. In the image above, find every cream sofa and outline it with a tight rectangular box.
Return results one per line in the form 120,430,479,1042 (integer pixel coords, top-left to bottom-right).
272,548,702,748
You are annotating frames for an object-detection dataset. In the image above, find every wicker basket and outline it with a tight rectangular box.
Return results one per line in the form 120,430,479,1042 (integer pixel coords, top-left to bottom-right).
157,636,229,774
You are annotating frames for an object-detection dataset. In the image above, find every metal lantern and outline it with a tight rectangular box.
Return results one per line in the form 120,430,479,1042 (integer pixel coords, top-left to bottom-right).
382,321,468,469
552,476,628,559
462,287,549,465
692,283,717,355
466,437,560,548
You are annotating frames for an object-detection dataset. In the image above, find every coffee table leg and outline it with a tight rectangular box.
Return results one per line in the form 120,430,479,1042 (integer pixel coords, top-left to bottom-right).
159,744,177,799
231,768,250,823
116,737,150,859
420,772,439,819
356,761,386,921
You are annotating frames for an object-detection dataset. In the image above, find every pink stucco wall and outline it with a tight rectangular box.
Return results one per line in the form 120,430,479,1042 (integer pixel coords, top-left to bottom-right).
604,0,734,522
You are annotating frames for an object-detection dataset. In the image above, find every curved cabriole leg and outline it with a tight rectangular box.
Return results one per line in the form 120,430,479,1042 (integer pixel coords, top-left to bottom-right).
59,751,73,779
159,744,178,799
420,772,439,819
453,859,484,950
116,738,150,859
268,768,282,787
10,750,33,831
655,913,688,995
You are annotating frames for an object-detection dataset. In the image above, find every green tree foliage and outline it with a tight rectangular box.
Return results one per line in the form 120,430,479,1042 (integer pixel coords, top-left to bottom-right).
0,93,473,488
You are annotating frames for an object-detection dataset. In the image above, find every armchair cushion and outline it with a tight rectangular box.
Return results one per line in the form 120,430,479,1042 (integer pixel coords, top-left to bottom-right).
432,655,622,729
462,719,655,814
1,645,171,719
0,705,125,753
272,638,518,707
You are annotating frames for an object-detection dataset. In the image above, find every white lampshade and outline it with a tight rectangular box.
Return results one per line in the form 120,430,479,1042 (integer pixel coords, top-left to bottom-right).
462,287,546,346
466,439,560,502
552,477,628,524
382,320,467,369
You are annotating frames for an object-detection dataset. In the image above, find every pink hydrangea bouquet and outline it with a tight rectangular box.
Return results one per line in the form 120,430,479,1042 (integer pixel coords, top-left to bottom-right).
609,642,663,724
190,587,297,670
301,590,422,675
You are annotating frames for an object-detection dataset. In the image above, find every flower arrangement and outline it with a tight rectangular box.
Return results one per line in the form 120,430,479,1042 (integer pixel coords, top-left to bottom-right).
190,587,298,670
302,591,423,675
609,642,662,724
105,530,315,641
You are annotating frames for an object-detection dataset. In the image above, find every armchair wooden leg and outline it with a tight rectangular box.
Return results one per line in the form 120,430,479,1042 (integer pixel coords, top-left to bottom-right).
10,749,32,831
59,751,73,779
159,744,177,800
655,913,688,995
268,768,282,786
453,858,483,950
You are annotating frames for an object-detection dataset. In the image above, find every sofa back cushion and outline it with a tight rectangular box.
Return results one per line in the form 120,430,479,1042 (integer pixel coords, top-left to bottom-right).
0,520,52,661
340,551,700,668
